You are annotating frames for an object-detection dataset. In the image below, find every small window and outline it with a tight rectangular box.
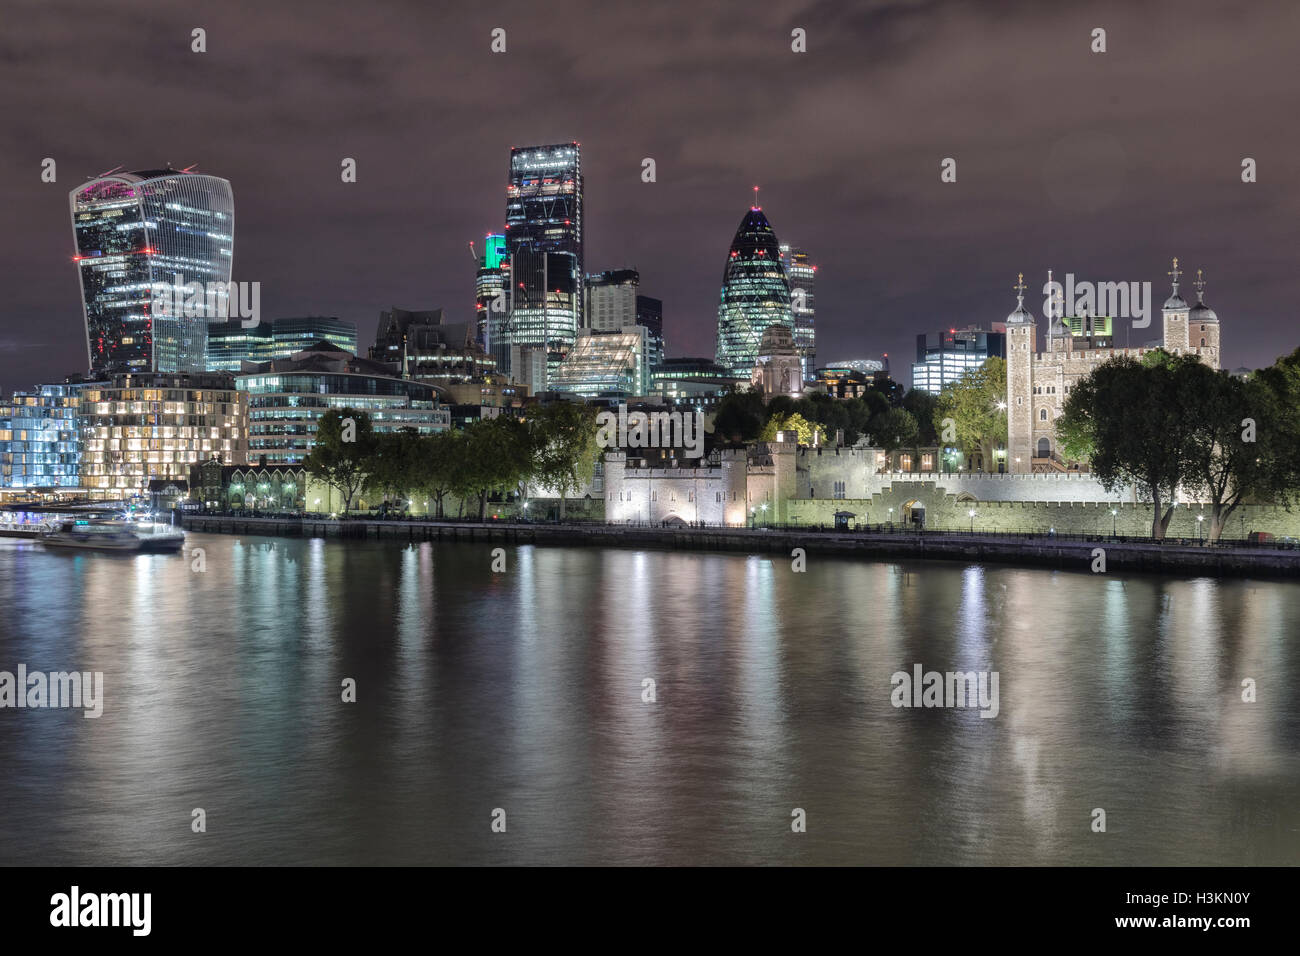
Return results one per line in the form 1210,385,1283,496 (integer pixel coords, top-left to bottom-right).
1039,409,1048,421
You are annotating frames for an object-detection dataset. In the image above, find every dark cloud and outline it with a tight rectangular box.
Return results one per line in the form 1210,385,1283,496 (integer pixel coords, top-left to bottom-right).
0,0,1296,391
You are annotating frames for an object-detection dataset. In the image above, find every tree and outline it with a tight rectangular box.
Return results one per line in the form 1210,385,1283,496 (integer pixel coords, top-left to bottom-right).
529,403,600,519
452,415,534,521
412,429,461,519
932,357,1007,472
1180,366,1268,541
1253,347,1300,504
1058,356,1195,540
868,407,919,457
304,409,376,514
711,388,766,443
759,412,821,445
366,427,421,511
902,389,940,445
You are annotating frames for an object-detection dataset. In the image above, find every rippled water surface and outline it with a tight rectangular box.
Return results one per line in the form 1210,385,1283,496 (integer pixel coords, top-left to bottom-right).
1,532,1297,865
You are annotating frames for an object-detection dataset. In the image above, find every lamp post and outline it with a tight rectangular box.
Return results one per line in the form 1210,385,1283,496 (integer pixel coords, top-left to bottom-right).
888,507,893,529
968,508,976,533
1111,508,1118,538
1197,513,1204,544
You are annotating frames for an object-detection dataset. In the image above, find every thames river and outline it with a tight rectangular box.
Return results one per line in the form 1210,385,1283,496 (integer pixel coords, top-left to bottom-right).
0,532,1296,865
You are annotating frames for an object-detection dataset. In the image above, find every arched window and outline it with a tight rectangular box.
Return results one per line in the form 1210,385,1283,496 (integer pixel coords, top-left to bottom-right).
1200,337,1206,347
1037,438,1051,458
1039,408,1048,421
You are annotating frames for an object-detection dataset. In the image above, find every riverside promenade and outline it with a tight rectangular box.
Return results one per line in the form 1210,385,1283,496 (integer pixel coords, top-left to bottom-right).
179,514,1300,578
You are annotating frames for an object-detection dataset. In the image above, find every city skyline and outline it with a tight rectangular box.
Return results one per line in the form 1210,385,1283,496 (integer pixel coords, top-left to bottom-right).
3,0,1299,392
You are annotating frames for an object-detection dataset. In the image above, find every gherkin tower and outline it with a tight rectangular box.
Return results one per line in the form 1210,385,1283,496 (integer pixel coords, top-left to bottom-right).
715,203,794,376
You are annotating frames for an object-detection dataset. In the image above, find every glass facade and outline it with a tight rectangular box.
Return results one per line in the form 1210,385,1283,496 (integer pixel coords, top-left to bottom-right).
206,316,357,372
550,328,649,398
0,386,82,490
780,245,817,381
503,144,583,383
911,327,1007,394
715,207,793,377
78,372,248,497
476,234,509,353
71,170,234,375
237,371,450,465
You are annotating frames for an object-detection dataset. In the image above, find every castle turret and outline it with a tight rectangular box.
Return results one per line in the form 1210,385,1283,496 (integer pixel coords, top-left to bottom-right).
1188,268,1221,369
1161,257,1190,352
1004,272,1036,474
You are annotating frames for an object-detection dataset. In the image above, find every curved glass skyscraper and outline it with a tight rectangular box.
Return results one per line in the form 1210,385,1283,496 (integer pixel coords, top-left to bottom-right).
715,205,793,376
70,168,234,374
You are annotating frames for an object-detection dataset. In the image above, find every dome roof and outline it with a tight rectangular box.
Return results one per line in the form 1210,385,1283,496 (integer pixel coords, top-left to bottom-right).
1190,300,1218,322
1005,305,1035,325
1163,294,1188,311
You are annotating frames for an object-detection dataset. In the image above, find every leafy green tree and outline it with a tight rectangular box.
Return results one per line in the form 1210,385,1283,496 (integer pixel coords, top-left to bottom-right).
366,428,422,510
1253,347,1300,504
1058,356,1195,540
452,415,534,521
528,402,600,519
902,389,940,445
868,407,919,456
1177,363,1276,543
304,408,376,514
932,357,1007,472
412,429,461,519
759,412,821,445
711,388,766,443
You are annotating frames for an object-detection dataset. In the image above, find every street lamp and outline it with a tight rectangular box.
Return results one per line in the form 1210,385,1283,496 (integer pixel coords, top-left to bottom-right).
1111,508,1118,537
888,507,894,529
1197,513,1204,544
968,508,976,533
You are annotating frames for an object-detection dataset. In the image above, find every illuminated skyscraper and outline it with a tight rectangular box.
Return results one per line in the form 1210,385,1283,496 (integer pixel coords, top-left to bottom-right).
780,244,817,382
70,168,234,375
715,201,793,376
475,233,509,357
503,144,583,386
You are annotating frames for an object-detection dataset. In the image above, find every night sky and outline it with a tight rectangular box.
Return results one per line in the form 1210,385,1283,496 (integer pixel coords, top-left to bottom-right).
2,0,1297,391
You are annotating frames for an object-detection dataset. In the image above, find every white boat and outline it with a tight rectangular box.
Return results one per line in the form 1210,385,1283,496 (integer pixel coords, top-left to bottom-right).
42,519,185,553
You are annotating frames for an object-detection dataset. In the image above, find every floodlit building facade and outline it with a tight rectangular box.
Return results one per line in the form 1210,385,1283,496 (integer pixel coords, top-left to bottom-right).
911,326,1007,394
77,371,248,497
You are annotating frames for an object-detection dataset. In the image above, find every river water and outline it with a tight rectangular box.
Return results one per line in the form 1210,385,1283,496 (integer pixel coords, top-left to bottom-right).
0,532,1296,865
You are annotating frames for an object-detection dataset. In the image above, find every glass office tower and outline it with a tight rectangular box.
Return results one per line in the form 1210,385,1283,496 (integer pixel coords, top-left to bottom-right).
715,205,793,376
780,245,817,382
70,168,234,375
0,385,82,491
503,144,583,384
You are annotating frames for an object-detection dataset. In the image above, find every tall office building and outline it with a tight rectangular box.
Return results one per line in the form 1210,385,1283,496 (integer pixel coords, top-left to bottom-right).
0,386,82,491
70,168,234,375
911,326,1007,394
475,233,509,356
715,203,793,376
635,294,664,372
503,143,583,386
586,269,639,330
780,245,817,381
207,316,356,372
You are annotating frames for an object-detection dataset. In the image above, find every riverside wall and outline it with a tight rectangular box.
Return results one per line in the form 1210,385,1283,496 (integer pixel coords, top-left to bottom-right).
179,515,1300,578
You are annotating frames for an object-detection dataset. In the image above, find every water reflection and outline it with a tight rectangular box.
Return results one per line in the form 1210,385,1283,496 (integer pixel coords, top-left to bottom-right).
0,535,1296,865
